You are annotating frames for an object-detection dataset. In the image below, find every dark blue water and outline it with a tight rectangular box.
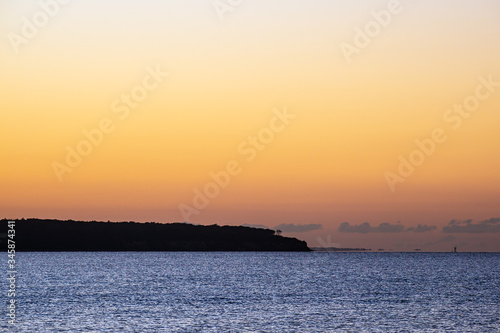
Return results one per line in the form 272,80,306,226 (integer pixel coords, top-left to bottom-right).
2,252,499,332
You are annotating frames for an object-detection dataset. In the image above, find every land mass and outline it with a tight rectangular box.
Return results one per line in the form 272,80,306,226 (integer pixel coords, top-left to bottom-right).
1,219,310,251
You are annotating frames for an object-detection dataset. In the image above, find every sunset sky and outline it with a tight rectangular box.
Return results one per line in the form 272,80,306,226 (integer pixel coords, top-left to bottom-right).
1,0,499,251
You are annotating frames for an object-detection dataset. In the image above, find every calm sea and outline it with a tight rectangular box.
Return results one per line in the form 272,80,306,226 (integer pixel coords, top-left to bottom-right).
2,252,499,332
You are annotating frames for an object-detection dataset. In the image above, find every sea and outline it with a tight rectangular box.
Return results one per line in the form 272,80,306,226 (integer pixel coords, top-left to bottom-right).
1,252,499,332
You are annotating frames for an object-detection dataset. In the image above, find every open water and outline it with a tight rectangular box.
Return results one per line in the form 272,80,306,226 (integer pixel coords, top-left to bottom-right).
1,252,499,332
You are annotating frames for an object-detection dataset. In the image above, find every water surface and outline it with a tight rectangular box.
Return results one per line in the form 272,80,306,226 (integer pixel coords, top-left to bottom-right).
2,252,499,332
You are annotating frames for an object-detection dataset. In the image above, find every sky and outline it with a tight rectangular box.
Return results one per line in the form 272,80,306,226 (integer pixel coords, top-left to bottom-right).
1,0,499,251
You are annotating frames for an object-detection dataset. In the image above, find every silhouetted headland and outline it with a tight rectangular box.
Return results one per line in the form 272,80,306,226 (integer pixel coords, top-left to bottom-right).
1,219,310,251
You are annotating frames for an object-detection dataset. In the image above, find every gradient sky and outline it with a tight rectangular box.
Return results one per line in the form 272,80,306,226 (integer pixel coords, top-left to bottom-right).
1,0,499,251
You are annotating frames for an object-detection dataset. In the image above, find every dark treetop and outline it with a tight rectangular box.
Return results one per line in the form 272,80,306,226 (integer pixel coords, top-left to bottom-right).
1,219,310,251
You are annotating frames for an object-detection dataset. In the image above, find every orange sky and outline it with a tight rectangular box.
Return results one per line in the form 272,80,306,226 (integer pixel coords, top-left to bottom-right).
1,0,499,251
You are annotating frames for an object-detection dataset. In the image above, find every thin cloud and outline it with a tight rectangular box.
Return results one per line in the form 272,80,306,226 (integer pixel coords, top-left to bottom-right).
442,218,500,233
338,222,404,233
273,223,322,233
338,222,437,233
406,224,438,233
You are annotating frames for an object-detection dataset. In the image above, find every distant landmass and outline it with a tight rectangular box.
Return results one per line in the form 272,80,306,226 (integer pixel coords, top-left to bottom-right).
1,219,310,251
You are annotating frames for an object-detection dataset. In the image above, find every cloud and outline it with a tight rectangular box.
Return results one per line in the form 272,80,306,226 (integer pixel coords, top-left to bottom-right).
338,222,404,233
442,218,500,233
406,224,438,233
338,222,437,233
273,223,322,233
